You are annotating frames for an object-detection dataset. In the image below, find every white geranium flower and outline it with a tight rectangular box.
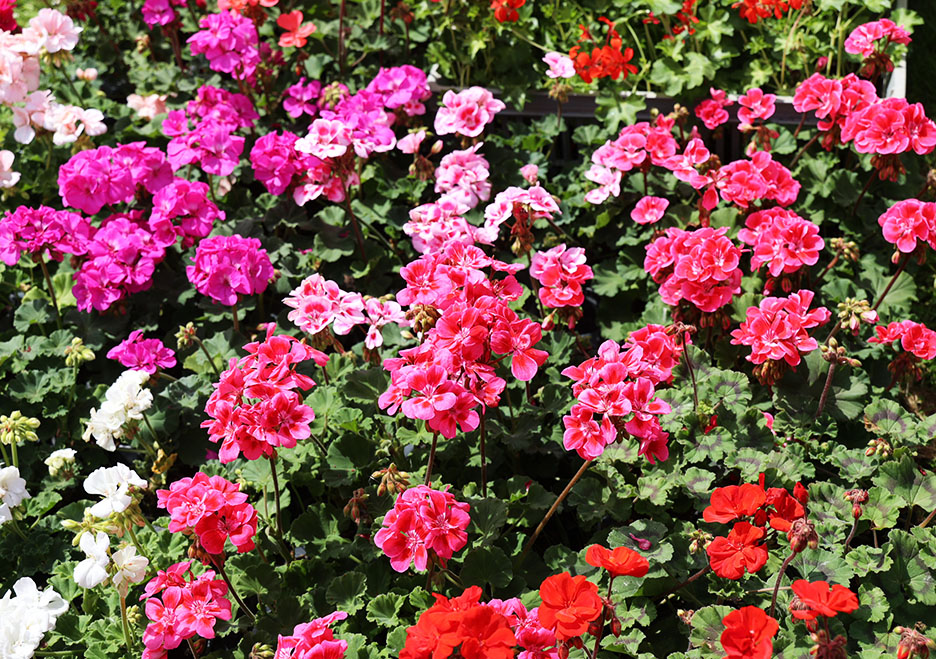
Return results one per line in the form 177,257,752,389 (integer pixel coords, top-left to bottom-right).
83,464,147,519
44,448,77,477
0,465,30,509
82,370,152,451
0,577,67,659
110,546,148,597
73,531,109,589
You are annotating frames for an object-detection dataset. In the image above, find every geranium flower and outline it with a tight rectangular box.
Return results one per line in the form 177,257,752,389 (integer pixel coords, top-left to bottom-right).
537,572,602,641
277,10,316,48
585,544,649,579
720,606,778,659
790,580,859,621
703,483,767,523
706,522,768,579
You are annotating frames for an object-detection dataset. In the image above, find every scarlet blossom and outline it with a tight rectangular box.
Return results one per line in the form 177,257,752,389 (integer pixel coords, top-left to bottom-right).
400,586,516,659
732,0,802,24
764,487,805,532
538,572,602,641
569,17,637,84
491,0,524,23
707,522,768,580
720,606,778,659
277,10,316,48
703,484,767,524
790,580,860,621
585,544,649,579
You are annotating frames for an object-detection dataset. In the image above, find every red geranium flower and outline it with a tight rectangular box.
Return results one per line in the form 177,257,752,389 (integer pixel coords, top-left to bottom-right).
491,0,524,23
277,10,316,48
703,483,767,523
568,17,638,84
538,572,603,641
585,544,650,579
764,488,806,532
720,606,779,659
790,580,860,621
707,522,768,579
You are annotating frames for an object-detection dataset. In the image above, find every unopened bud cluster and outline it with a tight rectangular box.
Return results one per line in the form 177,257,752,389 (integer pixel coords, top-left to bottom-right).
0,411,40,446
820,339,861,367
837,298,878,335
829,237,860,262
866,437,893,458
371,463,410,497
843,489,869,519
64,337,95,366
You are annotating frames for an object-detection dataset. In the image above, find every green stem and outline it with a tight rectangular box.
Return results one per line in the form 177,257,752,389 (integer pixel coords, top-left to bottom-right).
210,554,256,621
268,456,290,560
10,440,18,470
138,413,160,458
120,594,134,653
232,300,241,335
126,524,148,560
33,651,76,657
872,252,911,312
194,337,221,378
424,432,439,486
0,442,10,466
39,259,61,328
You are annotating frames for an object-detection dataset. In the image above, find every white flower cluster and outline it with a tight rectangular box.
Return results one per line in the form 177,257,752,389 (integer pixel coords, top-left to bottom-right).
0,465,30,526
83,463,147,519
43,448,76,478
82,370,153,451
0,577,67,659
74,532,148,596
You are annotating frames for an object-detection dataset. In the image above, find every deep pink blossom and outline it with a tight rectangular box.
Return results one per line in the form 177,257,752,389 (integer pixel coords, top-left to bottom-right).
107,331,177,374
434,87,505,138
730,290,830,367
186,234,273,306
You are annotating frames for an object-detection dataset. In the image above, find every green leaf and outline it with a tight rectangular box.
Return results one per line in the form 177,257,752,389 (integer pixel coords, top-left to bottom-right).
846,545,893,578
872,456,936,511
460,546,512,588
863,399,916,439
889,530,936,605
689,605,732,654
863,487,902,530
855,584,889,623
366,592,405,627
789,547,854,584
468,498,508,542
13,299,51,332
325,572,367,614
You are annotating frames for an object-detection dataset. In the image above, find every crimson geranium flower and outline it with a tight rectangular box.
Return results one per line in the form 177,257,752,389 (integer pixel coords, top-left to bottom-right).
720,606,779,659
764,488,805,532
790,580,860,621
491,0,524,23
585,544,650,579
707,522,768,579
703,483,767,523
538,572,603,641
569,17,638,84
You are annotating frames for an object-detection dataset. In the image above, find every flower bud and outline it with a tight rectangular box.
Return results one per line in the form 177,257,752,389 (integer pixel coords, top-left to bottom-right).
64,337,95,366
0,411,40,446
249,643,276,659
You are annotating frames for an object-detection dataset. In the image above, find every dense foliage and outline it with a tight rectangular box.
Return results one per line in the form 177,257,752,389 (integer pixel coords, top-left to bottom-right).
1,0,936,658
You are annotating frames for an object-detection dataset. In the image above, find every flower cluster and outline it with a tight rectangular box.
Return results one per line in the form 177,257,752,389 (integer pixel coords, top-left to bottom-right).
149,178,226,248
877,199,936,254
570,17,638,84
404,196,477,255
163,85,257,177
737,87,776,126
58,143,173,215
202,325,325,462
530,243,594,311
374,484,470,573
0,464,30,525
694,88,733,130
0,577,68,658
73,211,167,312
400,585,516,658
869,320,936,360
479,183,561,245
157,472,257,555
106,330,177,374
845,18,911,78
364,64,431,117
83,463,148,519
730,291,830,384
561,326,682,463
585,118,680,204
0,205,91,266
141,0,186,27
538,572,602,642
285,273,407,349
492,0,525,23
82,370,153,451
434,143,492,210
186,234,274,306
283,77,321,118
737,208,824,281
381,245,549,438
128,93,168,121
275,611,349,659
434,86,505,138
733,0,803,24
644,226,743,314
187,10,259,80
141,562,232,659
74,531,148,594
704,478,810,579
792,73,877,149
543,51,576,79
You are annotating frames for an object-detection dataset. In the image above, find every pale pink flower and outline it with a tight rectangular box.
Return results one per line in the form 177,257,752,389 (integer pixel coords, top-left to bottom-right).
0,150,20,189
27,9,82,53
128,93,169,121
543,52,575,79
